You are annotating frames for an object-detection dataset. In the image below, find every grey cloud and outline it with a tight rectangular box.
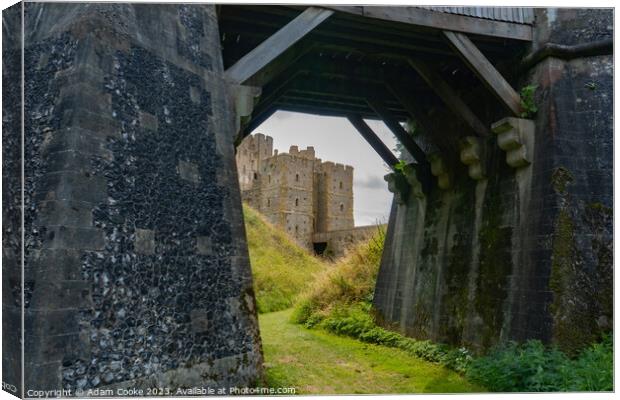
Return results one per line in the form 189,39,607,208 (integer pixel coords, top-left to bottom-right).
356,175,387,190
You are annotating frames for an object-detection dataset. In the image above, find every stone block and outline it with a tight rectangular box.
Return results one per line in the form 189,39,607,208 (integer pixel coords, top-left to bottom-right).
24,309,81,337
231,84,261,139
189,86,202,104
492,117,535,168
190,309,209,333
402,164,425,199
196,236,212,255
29,280,92,311
61,108,119,138
134,228,155,254
58,82,112,115
42,127,112,159
139,111,158,131
42,227,105,251
460,136,486,180
428,153,451,189
24,361,62,392
384,172,410,204
37,200,94,228
177,160,201,184
34,171,107,204
25,333,87,364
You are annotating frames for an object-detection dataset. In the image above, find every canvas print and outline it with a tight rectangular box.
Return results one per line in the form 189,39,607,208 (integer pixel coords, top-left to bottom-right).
1,1,613,397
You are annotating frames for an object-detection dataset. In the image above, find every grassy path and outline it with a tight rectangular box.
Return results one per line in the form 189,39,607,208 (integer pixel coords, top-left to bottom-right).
259,309,484,395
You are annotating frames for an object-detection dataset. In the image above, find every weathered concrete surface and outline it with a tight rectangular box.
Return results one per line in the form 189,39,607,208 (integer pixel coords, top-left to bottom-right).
3,3,262,394
374,8,612,354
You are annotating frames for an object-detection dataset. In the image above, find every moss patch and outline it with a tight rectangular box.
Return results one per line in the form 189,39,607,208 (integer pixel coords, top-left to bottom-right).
551,166,573,194
474,177,513,350
547,169,612,354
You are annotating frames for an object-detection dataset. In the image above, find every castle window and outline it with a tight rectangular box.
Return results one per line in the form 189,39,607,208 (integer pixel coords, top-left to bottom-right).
339,181,343,189
340,203,344,212
253,172,258,180
267,199,270,207
295,173,299,182
295,198,299,207
295,225,299,234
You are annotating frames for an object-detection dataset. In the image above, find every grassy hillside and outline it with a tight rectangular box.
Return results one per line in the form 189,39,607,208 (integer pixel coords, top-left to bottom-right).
292,226,385,325
243,204,328,313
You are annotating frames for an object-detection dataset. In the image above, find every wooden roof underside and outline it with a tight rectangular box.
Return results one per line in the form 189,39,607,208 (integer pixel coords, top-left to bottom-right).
218,5,532,137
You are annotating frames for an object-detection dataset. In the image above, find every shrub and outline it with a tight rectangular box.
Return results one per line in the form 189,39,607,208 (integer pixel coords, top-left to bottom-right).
466,335,613,392
566,334,613,391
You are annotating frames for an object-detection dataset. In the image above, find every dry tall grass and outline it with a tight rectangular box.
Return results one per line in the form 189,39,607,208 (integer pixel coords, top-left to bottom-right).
292,225,386,323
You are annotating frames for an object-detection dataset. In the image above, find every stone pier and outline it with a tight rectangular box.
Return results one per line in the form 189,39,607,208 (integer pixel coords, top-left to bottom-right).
373,8,613,354
3,3,262,395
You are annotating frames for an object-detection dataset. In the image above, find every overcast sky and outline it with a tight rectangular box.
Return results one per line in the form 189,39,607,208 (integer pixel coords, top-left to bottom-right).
252,111,397,226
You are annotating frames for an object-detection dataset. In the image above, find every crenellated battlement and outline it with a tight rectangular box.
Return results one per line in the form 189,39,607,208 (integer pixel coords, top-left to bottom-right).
236,134,355,252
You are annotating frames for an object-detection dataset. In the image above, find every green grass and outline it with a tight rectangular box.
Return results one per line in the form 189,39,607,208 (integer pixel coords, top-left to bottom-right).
243,204,328,313
260,309,484,394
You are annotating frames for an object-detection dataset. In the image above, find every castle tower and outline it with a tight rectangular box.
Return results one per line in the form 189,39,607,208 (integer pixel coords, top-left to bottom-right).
235,133,273,191
236,134,356,251
263,146,317,249
316,162,354,232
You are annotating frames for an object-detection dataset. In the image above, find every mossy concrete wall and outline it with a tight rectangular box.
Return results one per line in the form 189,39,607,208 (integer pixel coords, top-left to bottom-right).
373,8,612,355
3,3,262,395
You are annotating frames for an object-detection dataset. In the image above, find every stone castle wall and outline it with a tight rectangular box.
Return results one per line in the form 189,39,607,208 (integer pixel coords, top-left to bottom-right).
313,225,384,259
235,133,273,191
236,134,359,252
2,3,262,395
316,162,354,232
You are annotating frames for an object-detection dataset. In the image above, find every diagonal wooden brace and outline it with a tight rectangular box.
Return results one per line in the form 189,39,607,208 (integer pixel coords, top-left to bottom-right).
225,7,333,85
443,31,523,117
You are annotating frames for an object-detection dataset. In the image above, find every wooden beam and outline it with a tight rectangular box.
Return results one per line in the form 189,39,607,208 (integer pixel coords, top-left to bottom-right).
220,16,456,57
225,7,334,84
443,31,523,117
243,41,316,87
366,98,427,164
276,103,380,120
324,6,533,41
347,114,400,168
408,59,490,136
386,79,437,139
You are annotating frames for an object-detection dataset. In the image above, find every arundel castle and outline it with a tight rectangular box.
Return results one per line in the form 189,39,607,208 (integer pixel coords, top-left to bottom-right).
236,133,377,257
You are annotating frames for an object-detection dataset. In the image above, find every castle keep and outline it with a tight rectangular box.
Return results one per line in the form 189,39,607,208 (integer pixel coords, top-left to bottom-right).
236,133,376,255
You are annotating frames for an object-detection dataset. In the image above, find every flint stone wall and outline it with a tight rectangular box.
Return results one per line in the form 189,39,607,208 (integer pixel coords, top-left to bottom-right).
2,3,262,396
